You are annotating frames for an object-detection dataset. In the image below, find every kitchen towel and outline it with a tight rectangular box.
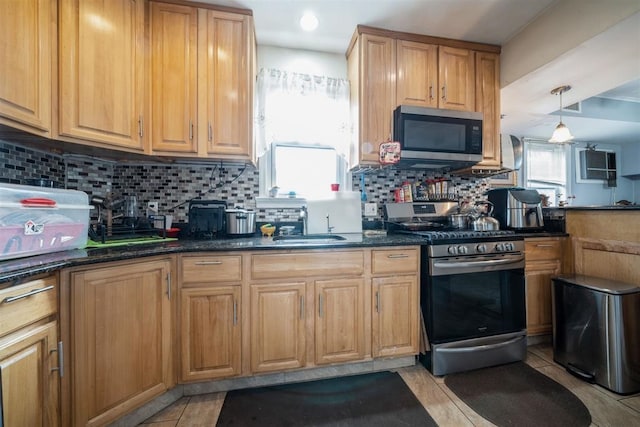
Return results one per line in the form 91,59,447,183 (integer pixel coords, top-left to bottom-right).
216,371,437,426
444,361,591,427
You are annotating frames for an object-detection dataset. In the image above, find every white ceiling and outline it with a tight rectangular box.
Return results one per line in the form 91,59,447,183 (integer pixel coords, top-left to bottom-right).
204,0,640,145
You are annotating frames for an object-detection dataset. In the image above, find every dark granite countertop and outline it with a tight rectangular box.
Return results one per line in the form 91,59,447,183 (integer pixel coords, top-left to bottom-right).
0,233,425,284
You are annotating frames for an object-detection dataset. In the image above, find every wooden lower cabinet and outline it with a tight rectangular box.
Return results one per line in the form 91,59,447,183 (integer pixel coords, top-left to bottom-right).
0,274,59,427
315,278,365,365
180,286,241,381
0,321,59,427
372,275,419,357
525,237,564,336
66,258,174,427
250,282,306,373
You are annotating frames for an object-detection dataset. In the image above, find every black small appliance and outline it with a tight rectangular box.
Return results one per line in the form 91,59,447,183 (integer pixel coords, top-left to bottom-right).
188,200,226,239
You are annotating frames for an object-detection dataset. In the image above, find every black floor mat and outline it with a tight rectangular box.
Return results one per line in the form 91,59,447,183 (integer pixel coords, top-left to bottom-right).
445,362,591,427
216,371,438,426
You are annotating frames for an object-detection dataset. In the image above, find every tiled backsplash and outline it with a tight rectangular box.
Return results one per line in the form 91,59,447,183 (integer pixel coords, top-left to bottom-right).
1,139,490,223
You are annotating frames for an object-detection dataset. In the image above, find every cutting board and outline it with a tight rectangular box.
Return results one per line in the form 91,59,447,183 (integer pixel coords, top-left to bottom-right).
306,192,362,234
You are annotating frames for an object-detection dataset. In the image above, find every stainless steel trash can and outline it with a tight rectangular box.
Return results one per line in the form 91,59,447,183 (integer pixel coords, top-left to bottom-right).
552,275,640,394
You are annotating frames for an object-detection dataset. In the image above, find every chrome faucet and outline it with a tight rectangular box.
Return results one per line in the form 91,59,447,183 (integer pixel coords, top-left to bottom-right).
326,214,334,233
299,205,308,235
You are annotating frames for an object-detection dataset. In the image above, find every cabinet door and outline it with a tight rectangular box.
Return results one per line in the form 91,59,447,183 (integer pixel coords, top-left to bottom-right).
438,46,474,111
360,34,396,164
315,278,365,365
372,275,419,357
180,286,241,381
396,40,438,108
200,10,252,158
0,0,52,134
0,321,59,427
250,282,306,373
59,0,145,150
69,259,173,426
526,260,561,335
474,52,501,168
150,2,198,153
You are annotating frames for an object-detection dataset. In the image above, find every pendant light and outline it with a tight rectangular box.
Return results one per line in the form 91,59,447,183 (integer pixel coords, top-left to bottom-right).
549,85,574,143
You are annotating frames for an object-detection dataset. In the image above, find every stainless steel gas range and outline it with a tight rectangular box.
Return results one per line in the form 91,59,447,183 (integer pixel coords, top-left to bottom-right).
385,202,527,376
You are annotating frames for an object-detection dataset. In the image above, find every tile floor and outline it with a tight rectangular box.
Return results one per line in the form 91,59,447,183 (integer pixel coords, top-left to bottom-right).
139,344,640,426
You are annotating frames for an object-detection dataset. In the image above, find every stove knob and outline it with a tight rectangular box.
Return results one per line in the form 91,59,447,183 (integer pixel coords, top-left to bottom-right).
505,242,514,251
448,246,458,255
457,245,468,254
495,243,505,252
476,244,487,253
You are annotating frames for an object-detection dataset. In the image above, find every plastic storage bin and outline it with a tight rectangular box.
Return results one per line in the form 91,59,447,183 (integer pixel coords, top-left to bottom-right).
0,183,91,261
552,275,640,394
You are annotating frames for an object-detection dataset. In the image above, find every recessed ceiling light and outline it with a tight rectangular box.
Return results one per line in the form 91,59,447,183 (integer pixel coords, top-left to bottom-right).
300,12,318,32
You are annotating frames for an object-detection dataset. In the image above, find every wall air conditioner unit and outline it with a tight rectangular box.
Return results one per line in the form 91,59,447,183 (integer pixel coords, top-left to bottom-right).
578,148,617,187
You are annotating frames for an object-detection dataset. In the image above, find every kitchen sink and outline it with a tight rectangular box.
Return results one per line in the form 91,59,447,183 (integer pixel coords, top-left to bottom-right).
272,234,347,244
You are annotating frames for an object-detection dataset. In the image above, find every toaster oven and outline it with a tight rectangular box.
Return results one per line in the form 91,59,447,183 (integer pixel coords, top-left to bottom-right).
188,200,226,239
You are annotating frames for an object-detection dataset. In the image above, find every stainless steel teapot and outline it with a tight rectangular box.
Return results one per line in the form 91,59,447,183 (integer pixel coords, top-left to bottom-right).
469,201,500,231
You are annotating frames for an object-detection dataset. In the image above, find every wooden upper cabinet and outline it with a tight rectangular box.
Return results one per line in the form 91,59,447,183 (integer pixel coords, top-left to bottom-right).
150,2,198,153
474,52,501,169
199,10,253,159
59,0,145,150
396,40,438,108
348,33,396,167
438,46,475,111
0,0,53,135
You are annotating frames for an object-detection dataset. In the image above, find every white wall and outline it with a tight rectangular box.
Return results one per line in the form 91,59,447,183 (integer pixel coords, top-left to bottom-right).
568,142,635,205
257,45,347,78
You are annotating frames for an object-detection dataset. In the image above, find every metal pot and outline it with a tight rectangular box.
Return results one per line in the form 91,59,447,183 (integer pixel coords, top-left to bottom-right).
225,209,256,235
449,214,469,229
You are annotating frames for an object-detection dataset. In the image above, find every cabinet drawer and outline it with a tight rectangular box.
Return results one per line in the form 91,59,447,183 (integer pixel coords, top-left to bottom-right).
371,248,419,275
525,239,563,262
181,255,243,284
0,276,57,337
251,250,364,280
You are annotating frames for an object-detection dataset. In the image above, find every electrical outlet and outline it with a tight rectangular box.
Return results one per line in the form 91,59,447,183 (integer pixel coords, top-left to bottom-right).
364,202,377,217
147,201,159,211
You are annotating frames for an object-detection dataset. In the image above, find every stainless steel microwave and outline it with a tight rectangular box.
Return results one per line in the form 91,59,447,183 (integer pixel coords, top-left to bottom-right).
393,105,483,169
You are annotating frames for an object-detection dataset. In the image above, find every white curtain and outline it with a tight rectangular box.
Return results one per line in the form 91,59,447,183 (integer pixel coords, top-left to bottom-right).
255,68,350,158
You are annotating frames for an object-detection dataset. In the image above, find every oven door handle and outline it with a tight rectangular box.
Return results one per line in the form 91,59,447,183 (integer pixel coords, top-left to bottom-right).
433,256,524,269
437,335,524,353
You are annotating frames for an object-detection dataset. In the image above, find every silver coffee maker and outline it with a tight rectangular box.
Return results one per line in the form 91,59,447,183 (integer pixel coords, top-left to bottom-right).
487,188,544,230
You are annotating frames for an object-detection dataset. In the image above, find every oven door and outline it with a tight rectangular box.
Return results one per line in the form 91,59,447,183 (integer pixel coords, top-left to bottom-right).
423,253,526,344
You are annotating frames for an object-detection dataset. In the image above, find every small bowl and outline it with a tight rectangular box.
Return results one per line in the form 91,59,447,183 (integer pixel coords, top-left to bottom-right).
260,225,276,237
165,227,180,238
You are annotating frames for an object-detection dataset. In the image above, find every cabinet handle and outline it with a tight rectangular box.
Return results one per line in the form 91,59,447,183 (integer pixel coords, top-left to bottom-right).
138,115,143,137
194,261,223,265
208,122,213,142
535,244,555,248
189,120,193,140
2,285,54,304
387,254,409,259
429,85,434,100
375,291,380,313
50,341,64,378
166,273,171,300
233,300,238,325
318,294,323,317
300,295,304,319
442,85,447,101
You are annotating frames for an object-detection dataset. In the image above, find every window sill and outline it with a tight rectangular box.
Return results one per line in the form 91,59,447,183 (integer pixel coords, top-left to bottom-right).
256,197,307,209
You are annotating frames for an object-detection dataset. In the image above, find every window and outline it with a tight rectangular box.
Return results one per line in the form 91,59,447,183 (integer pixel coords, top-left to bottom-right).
523,141,569,207
255,68,350,205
